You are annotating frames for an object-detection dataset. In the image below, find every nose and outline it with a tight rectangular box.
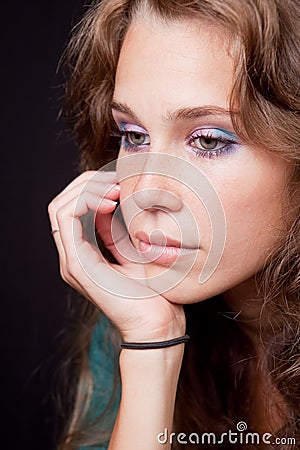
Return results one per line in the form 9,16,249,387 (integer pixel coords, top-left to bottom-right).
133,184,182,211
131,154,183,212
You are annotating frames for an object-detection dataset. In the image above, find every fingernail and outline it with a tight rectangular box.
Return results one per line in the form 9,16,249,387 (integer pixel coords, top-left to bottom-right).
101,199,118,208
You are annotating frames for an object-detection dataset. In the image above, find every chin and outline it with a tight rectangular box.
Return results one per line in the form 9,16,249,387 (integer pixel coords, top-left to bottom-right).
142,266,215,304
142,261,258,305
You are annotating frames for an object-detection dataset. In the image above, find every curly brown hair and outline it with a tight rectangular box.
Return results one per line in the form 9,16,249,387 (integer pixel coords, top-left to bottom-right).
57,1,300,448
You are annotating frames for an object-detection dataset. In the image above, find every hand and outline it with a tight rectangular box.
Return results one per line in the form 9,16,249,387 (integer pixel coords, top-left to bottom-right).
48,170,186,343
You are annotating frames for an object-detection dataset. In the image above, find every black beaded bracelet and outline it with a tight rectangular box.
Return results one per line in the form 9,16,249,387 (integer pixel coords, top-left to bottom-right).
120,334,190,350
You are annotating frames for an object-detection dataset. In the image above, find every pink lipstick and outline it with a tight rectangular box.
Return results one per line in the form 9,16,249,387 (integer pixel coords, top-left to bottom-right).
136,231,198,265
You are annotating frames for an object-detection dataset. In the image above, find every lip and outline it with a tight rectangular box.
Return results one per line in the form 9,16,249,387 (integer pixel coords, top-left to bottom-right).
135,231,198,265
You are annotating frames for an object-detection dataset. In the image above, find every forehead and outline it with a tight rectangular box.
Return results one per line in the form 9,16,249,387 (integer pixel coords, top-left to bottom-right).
114,16,235,112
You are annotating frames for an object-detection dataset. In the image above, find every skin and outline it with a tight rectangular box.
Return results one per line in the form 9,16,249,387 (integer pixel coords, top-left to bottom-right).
113,16,291,309
48,14,291,449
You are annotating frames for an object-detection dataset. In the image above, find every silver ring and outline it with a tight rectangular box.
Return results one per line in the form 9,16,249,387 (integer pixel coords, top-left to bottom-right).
51,228,60,235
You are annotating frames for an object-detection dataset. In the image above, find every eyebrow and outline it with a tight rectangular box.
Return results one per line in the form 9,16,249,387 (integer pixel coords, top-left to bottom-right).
111,100,235,123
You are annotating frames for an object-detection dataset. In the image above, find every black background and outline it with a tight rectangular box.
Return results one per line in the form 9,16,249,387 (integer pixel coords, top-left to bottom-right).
1,1,88,448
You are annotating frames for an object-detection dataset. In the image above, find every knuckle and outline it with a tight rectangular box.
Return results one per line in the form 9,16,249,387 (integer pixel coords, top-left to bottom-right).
59,266,68,283
47,200,57,216
78,170,97,183
77,190,87,202
56,205,68,223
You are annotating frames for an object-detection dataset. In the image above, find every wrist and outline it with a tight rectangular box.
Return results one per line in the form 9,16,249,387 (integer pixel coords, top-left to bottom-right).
121,320,186,344
119,341,185,375
113,341,184,450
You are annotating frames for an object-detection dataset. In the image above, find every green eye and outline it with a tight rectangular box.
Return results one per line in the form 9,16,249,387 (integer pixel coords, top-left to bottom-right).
127,132,149,145
195,136,219,150
188,128,239,159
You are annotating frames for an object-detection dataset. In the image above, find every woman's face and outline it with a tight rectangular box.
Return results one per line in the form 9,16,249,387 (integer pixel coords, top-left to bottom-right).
111,15,291,304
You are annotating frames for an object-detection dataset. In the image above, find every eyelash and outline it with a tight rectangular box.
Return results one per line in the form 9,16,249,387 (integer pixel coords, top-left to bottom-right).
112,130,149,153
187,130,238,159
112,129,239,159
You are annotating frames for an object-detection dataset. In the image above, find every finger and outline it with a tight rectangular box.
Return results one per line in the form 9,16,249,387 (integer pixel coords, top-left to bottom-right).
52,180,120,215
54,193,118,300
48,202,67,266
56,193,117,307
56,192,155,315
49,187,117,276
55,191,117,268
48,172,119,265
57,170,118,198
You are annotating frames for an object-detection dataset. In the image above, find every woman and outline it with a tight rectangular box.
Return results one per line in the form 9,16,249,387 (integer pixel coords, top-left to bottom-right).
48,0,300,448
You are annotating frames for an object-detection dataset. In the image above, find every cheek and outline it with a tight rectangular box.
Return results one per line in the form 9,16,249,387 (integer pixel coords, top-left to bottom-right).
213,146,291,251
217,171,287,273
157,189,287,305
